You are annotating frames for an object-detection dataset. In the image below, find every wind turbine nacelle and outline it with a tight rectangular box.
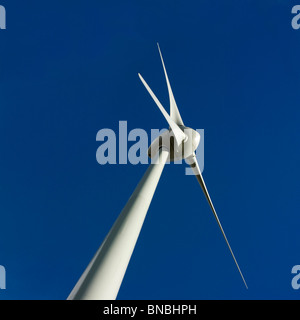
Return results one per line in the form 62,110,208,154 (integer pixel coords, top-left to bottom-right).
148,127,200,162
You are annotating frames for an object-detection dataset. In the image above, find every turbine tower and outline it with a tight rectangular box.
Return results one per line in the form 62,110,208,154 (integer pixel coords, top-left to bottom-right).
68,44,247,300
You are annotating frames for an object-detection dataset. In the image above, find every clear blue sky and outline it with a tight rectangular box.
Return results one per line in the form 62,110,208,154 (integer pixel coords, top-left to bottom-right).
0,0,300,299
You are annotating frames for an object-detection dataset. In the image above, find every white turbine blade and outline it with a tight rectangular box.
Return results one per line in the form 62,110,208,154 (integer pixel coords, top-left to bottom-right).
187,155,248,289
157,43,184,126
138,73,186,146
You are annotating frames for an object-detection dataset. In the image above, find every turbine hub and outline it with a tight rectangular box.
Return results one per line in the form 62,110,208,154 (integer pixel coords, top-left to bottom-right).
148,126,200,162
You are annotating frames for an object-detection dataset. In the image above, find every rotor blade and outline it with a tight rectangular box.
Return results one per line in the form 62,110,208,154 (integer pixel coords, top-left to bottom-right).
138,73,186,147
187,155,248,289
157,43,184,126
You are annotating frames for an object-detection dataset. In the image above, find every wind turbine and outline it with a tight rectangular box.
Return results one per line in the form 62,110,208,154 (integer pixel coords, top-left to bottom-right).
68,44,247,300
